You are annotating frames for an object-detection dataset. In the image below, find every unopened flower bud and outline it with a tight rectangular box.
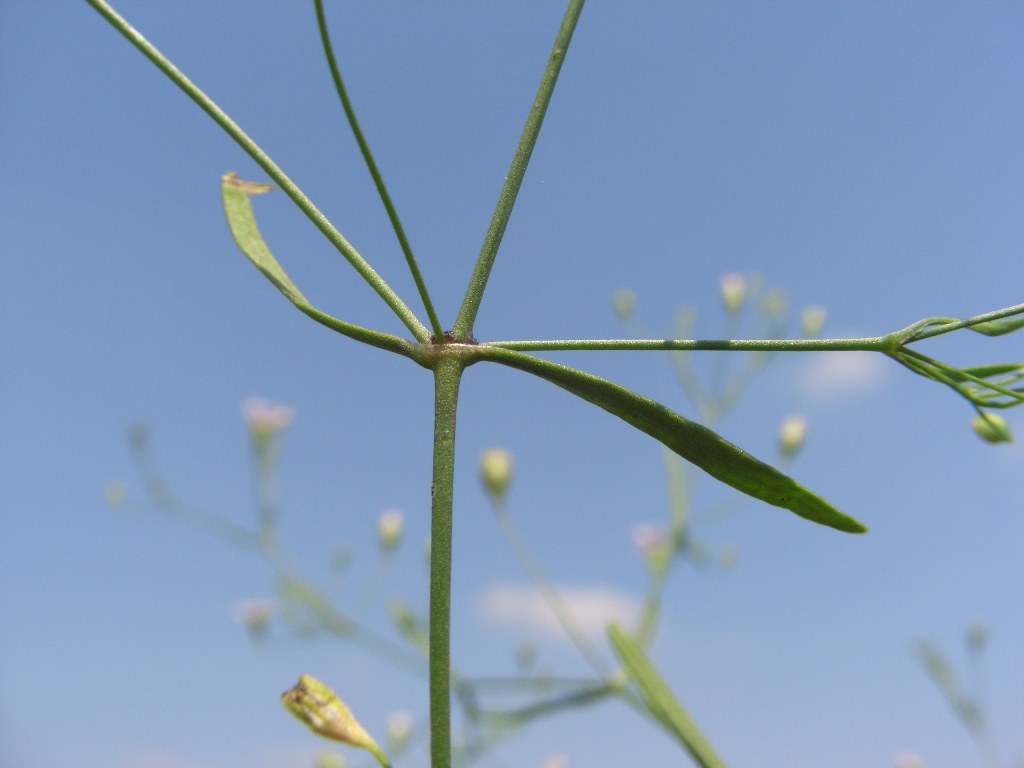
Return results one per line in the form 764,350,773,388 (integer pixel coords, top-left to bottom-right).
778,415,807,457
386,711,412,754
242,397,295,447
281,675,388,767
800,306,827,337
972,413,1012,443
232,598,276,643
612,288,636,320
103,480,128,508
316,751,346,768
377,509,404,551
894,751,926,768
480,447,513,501
632,524,671,573
719,273,746,314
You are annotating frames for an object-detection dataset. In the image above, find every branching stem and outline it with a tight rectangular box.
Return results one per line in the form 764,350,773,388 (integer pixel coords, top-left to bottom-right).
314,0,446,342
84,0,430,342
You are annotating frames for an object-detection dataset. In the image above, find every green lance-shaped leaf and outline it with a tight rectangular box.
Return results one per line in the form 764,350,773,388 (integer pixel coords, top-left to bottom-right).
477,347,866,533
969,315,1024,337
608,623,728,768
219,172,416,359
222,172,309,306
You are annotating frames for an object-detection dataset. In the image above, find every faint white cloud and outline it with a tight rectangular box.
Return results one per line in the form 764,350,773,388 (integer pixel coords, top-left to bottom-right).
480,582,641,640
801,351,885,398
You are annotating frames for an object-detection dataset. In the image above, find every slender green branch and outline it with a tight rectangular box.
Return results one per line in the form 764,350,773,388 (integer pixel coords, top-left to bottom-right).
429,357,464,768
452,0,586,339
491,499,611,677
84,0,430,341
486,336,888,352
314,0,446,342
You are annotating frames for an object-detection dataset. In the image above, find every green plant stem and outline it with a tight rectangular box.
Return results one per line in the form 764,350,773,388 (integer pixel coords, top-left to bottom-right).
84,0,429,342
429,357,464,768
452,0,586,339
492,499,611,677
314,0,446,342
488,336,888,352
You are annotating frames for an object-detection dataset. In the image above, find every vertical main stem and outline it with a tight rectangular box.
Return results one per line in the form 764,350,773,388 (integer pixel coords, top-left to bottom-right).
429,357,464,768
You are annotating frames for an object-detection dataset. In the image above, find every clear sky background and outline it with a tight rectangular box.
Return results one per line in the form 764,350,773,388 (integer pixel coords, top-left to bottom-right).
2,3,1023,768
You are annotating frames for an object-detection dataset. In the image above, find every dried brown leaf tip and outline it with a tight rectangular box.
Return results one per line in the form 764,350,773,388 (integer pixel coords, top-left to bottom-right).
221,170,274,195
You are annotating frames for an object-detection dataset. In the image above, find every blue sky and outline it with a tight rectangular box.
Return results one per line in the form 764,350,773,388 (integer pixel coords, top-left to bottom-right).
2,3,1023,768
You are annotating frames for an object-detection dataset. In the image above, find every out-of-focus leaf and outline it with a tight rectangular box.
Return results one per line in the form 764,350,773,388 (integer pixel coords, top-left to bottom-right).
478,347,866,533
608,623,728,768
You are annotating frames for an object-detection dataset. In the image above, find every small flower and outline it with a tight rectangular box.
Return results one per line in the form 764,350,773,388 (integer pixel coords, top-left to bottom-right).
778,415,808,457
894,751,926,768
479,447,514,501
719,273,746,314
971,412,1012,443
800,306,827,337
241,397,295,439
377,509,404,551
281,675,388,767
540,754,569,768
232,598,276,643
386,711,412,754
612,288,636,320
632,524,671,573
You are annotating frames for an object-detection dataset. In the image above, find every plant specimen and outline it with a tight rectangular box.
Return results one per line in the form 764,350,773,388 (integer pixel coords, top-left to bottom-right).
84,1,1024,766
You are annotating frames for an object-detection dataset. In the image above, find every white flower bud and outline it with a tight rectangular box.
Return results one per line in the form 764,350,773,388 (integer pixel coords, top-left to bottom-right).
800,306,827,337
894,751,926,768
232,598,276,643
612,288,636,319
540,754,569,768
386,711,412,754
480,447,513,501
972,413,1012,443
316,751,346,768
632,524,671,573
719,273,746,314
377,509,404,551
778,415,808,457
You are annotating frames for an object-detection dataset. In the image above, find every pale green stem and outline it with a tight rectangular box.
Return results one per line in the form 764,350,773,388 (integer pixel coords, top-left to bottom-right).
84,0,430,342
314,0,446,342
487,336,889,352
452,0,586,339
491,499,611,677
429,357,464,768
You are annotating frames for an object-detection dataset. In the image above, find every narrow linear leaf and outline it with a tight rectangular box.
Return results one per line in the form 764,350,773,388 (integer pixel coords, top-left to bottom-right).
477,347,866,533
955,362,1024,381
608,623,728,768
222,171,309,307
970,316,1024,336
